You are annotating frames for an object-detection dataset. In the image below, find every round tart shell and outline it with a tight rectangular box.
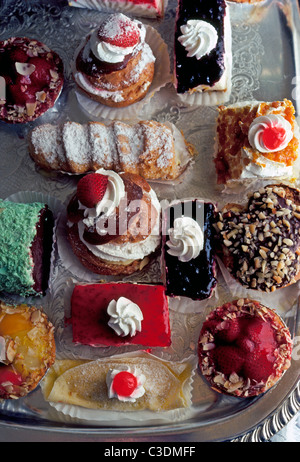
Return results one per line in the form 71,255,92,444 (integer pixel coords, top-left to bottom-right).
0,302,56,399
198,299,293,398
0,37,64,124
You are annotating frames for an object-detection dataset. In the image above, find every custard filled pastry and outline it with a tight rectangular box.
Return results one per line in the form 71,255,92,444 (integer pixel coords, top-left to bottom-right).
73,13,155,107
66,169,161,275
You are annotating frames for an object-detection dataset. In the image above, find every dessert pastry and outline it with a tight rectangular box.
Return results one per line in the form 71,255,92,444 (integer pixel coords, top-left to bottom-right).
161,199,217,300
68,0,166,18
0,199,54,297
69,282,171,347
214,99,300,185
66,169,161,275
73,13,155,107
0,37,64,123
0,301,55,399
174,0,232,102
42,352,195,412
198,299,293,397
28,120,195,180
215,184,300,292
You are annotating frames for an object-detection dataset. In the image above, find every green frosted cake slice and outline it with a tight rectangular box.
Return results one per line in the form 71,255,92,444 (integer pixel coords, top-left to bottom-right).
0,199,54,297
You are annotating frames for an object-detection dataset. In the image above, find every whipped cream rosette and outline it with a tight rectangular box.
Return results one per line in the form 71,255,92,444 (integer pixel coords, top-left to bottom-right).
214,99,300,190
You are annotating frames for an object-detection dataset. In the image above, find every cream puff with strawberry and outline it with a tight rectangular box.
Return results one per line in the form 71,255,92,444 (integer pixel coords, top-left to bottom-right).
73,13,155,107
66,169,161,275
198,299,293,397
0,37,64,123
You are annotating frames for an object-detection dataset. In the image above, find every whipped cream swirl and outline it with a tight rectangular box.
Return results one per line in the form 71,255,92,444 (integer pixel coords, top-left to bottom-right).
178,20,218,60
80,169,125,229
106,367,146,402
107,296,143,337
90,16,145,64
248,114,293,153
166,217,204,262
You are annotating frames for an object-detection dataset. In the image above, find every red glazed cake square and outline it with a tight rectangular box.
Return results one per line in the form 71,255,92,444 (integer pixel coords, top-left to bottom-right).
70,282,171,347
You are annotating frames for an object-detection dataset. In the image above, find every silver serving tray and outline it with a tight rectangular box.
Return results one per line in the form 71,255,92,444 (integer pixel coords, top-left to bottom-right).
0,0,299,442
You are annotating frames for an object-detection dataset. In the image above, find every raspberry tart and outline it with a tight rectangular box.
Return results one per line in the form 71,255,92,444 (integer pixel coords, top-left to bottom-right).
69,282,171,347
161,199,217,300
215,184,300,292
0,37,64,123
198,299,293,398
73,13,155,107
0,199,54,297
66,168,161,275
214,99,300,185
0,301,55,399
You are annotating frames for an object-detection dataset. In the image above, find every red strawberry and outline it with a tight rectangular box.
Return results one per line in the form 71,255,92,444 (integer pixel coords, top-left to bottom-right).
213,346,245,376
0,367,23,396
216,318,241,344
9,48,28,63
98,14,140,48
244,318,276,353
28,57,52,87
8,82,38,104
77,173,108,208
236,335,255,353
243,353,275,383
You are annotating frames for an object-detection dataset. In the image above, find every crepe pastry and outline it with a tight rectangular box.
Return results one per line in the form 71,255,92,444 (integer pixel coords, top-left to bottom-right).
42,352,195,412
28,120,195,180
214,99,300,185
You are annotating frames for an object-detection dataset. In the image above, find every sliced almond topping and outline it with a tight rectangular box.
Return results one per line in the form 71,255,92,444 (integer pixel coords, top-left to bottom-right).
26,102,37,116
15,62,36,76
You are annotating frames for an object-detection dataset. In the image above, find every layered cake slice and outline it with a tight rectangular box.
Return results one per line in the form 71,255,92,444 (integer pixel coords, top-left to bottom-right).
161,199,217,300
174,0,231,102
214,99,300,185
0,199,54,297
69,282,171,347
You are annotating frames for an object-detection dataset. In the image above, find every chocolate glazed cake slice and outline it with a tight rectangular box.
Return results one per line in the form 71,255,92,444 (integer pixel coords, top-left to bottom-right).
162,199,217,300
174,0,231,98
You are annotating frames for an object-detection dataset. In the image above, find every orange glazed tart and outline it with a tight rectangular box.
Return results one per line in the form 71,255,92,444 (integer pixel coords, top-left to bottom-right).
0,37,64,123
0,301,55,399
198,299,293,398
214,99,300,185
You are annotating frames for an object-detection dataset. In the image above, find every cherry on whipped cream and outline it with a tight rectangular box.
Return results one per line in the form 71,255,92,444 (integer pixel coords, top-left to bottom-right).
262,125,287,151
112,371,138,397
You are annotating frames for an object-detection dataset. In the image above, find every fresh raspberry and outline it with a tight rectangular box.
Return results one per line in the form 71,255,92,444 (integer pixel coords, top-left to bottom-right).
77,173,108,208
28,57,53,87
213,346,245,376
98,14,140,48
216,318,241,344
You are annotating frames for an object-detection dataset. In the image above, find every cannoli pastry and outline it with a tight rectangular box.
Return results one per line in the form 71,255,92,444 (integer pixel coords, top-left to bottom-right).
215,184,300,292
0,37,64,123
42,352,195,412
66,169,161,275
214,99,300,185
73,13,155,107
0,301,55,399
68,0,166,18
0,199,54,297
28,120,195,180
174,0,232,102
198,299,293,397
69,282,171,347
161,199,217,300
